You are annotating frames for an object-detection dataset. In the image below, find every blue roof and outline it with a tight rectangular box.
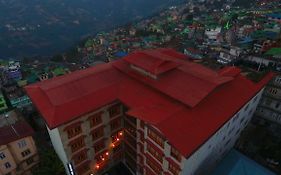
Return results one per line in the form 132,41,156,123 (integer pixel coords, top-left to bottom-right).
211,150,276,175
267,14,281,19
238,37,253,44
114,51,128,58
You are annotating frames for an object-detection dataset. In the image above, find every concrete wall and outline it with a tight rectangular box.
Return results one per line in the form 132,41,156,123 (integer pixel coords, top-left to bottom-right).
181,89,264,175
256,75,281,124
9,137,37,163
47,127,70,175
0,145,17,175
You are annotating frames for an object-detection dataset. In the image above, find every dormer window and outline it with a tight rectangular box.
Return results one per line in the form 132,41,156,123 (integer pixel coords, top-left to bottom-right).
125,51,181,80
130,64,158,79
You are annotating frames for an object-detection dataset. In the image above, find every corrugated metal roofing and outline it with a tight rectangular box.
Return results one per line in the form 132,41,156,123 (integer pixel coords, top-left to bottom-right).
25,48,274,157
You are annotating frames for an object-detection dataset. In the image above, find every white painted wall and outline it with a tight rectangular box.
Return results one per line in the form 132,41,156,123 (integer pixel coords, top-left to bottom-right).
181,89,264,175
47,126,71,175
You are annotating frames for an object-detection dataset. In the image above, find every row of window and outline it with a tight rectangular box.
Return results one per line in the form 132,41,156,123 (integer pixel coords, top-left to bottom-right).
147,128,164,148
147,143,163,163
70,138,85,153
65,104,122,139
21,149,31,157
146,157,162,174
169,162,180,175
73,151,88,165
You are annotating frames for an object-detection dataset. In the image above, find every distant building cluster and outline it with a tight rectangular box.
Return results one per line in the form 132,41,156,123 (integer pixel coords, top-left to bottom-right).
1,0,281,175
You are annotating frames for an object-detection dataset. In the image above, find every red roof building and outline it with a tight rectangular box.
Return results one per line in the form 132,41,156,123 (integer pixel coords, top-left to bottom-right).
25,48,273,175
0,112,39,175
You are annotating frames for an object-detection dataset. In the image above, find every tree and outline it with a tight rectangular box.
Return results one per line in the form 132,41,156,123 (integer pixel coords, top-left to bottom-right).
32,149,66,175
51,54,64,62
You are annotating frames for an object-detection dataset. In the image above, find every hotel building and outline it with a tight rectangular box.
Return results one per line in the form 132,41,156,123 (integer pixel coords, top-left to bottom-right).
25,49,273,175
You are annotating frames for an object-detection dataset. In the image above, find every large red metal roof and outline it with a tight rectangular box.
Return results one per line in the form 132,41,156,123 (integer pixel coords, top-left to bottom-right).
25,48,274,157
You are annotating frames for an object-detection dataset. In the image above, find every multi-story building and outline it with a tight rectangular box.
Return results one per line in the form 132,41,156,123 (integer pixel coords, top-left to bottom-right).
0,110,39,175
2,83,32,109
255,74,281,125
25,49,273,175
0,92,8,112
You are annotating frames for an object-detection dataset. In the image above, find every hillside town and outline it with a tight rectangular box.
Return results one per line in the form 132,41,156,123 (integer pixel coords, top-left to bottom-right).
0,0,281,175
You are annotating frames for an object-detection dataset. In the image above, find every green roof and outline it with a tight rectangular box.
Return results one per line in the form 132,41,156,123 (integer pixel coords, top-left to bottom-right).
27,73,38,84
52,67,66,76
265,48,281,56
85,39,94,48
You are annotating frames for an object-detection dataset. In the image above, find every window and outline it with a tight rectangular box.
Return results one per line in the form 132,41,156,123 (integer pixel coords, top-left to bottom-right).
0,152,6,159
110,118,121,131
94,140,105,153
73,151,88,165
125,120,136,137
21,149,31,157
113,144,122,154
275,77,281,84
90,112,103,127
26,157,34,165
269,88,278,95
169,162,180,175
109,104,121,118
125,115,136,125
66,125,82,139
92,127,104,141
171,147,181,162
147,128,164,148
146,157,162,174
76,163,90,175
147,144,163,163
4,162,11,169
70,138,85,153
18,140,27,148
